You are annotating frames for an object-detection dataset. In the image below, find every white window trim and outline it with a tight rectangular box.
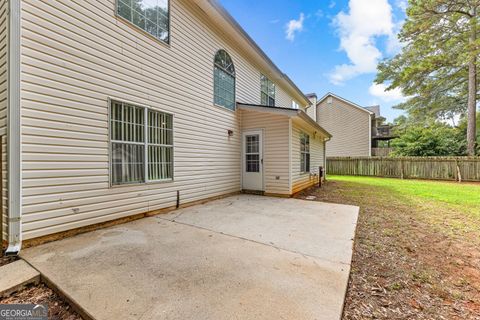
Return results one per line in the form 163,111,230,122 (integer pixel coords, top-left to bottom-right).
260,74,276,106
213,50,236,111
115,0,171,46
108,98,175,187
300,131,310,174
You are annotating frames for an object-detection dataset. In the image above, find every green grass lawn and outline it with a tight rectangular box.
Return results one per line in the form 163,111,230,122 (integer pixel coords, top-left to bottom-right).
329,175,480,219
296,175,480,318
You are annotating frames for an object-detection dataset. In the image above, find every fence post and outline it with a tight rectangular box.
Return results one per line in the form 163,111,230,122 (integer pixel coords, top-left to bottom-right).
456,159,462,183
400,159,404,179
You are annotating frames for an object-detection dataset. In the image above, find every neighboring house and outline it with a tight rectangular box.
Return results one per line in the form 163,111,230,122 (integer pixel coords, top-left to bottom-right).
315,93,395,157
365,106,397,156
0,0,331,253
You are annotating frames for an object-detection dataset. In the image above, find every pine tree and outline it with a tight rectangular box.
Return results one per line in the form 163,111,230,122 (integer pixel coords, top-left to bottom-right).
376,0,479,155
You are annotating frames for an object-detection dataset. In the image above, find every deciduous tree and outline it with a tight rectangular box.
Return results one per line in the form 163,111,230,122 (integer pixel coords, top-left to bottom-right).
376,0,479,155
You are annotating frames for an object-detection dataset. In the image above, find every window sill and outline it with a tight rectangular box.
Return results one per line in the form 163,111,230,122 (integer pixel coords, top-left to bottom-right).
110,178,174,188
115,15,171,49
213,103,236,113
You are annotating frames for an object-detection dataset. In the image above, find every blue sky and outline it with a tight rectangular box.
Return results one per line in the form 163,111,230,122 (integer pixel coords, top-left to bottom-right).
219,0,408,122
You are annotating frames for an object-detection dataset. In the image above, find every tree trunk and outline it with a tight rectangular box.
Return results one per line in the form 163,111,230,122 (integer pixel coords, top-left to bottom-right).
467,7,478,156
467,60,477,155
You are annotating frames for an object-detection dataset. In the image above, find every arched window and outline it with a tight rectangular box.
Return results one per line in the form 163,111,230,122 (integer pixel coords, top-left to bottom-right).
214,50,236,111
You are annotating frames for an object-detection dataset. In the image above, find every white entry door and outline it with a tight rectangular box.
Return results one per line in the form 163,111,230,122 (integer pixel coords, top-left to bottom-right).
242,130,264,191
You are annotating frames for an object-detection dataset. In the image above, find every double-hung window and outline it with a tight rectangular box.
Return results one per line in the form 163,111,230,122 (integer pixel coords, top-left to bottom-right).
300,132,310,173
110,100,173,185
261,75,275,106
214,50,236,111
116,0,170,43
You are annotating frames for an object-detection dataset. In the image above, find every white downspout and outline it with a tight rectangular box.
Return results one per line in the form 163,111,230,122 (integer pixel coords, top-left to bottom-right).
323,137,330,179
368,114,372,157
6,0,22,256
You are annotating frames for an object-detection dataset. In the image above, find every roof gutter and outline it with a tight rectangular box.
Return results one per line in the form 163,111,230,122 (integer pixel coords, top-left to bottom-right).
5,0,22,256
206,0,311,106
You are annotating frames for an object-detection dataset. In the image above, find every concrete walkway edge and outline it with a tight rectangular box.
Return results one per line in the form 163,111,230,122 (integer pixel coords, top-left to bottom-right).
38,270,96,320
0,260,40,298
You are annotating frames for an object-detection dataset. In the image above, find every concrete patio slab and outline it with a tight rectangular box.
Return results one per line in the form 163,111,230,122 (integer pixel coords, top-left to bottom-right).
21,195,359,320
163,195,359,264
0,260,40,297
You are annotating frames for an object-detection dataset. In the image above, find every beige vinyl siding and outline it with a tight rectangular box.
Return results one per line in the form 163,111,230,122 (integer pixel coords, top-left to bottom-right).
241,110,290,195
0,0,7,242
306,106,315,121
317,96,371,157
276,86,294,109
257,77,300,110
291,120,325,194
18,0,292,239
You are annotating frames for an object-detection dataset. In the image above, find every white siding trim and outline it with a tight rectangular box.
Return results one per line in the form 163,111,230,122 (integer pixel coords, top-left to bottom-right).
0,0,9,242
6,0,21,254
288,118,292,194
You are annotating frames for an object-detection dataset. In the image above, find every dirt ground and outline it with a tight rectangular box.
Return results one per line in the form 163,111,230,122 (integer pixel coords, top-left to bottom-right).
295,178,480,320
0,284,82,320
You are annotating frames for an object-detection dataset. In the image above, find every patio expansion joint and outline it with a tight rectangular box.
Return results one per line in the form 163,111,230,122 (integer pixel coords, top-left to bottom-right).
164,217,352,267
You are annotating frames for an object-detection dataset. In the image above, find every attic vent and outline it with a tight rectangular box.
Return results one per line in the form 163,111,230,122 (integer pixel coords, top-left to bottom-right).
327,97,333,104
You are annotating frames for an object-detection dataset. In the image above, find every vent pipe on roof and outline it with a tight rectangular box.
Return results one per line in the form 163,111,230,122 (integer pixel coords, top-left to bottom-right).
305,93,318,122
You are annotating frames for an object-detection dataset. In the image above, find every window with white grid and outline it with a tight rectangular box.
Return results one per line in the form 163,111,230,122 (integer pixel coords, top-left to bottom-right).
110,100,173,185
261,75,275,106
214,50,236,111
245,134,260,173
300,132,310,173
116,0,170,43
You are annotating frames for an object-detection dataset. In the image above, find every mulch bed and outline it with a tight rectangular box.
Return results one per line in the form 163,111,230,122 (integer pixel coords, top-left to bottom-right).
0,284,82,320
0,255,18,267
295,180,480,320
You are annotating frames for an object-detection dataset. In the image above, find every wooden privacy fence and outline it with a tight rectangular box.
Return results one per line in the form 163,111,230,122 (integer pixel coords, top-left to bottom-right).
327,157,480,182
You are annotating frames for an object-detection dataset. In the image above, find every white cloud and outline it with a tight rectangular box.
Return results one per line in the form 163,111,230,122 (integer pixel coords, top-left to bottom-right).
386,17,406,55
329,1,336,9
369,83,405,102
395,0,408,10
285,13,305,41
329,0,394,85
